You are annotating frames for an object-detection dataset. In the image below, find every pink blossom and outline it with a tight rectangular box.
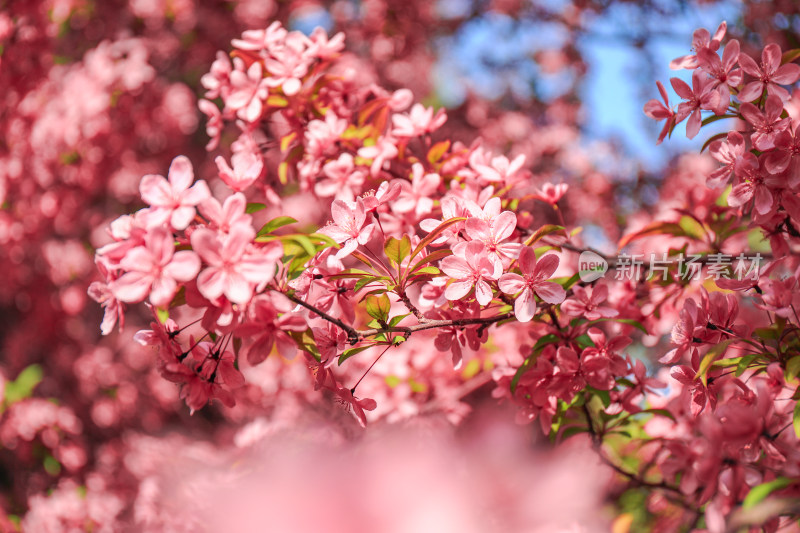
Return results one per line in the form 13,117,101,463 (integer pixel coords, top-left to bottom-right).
707,131,745,188
470,150,526,185
190,225,283,305
498,249,565,322
316,153,366,201
644,81,676,145
670,21,727,70
440,241,501,306
560,283,618,321
87,260,125,335
263,32,313,96
737,43,800,102
739,94,790,151
215,151,263,192
312,323,348,367
110,227,200,307
320,198,377,259
198,192,252,234
531,182,569,205
237,294,307,364
391,103,447,137
764,121,800,187
357,136,399,177
308,27,345,60
333,386,377,428
226,59,269,123
671,71,721,139
464,207,521,267
139,156,210,230
391,163,441,218
728,153,774,215
198,99,223,151
231,22,288,53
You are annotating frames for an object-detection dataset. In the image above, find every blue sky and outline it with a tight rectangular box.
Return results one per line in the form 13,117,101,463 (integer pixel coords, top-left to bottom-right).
290,0,744,171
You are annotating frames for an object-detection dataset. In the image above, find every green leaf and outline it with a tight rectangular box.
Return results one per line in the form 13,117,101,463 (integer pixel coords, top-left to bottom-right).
638,408,676,422
156,307,169,324
701,132,729,153
384,235,411,265
409,249,452,272
4,365,44,406
794,402,800,439
410,217,466,260
524,224,565,246
742,477,793,509
308,232,340,249
696,340,733,386
365,294,391,322
618,221,690,249
551,273,581,291
786,356,800,381
257,216,298,236
427,140,451,165
246,202,267,214
339,345,373,365
782,48,800,65
736,353,759,377
700,114,737,127
388,313,411,327
411,266,440,276
354,276,384,292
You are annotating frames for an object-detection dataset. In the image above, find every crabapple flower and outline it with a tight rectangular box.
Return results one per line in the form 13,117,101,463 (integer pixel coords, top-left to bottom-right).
231,22,288,53
320,198,377,259
739,95,790,152
728,153,774,215
498,249,566,322
560,283,618,320
391,163,441,218
316,153,366,201
470,151,526,185
198,193,252,234
263,32,313,96
532,182,569,205
110,227,200,307
238,295,307,365
644,81,675,145
214,151,263,192
737,43,800,102
670,21,727,70
465,207,521,267
87,260,125,335
333,386,377,428
765,122,800,187
308,27,345,60
671,71,722,139
358,136,399,177
226,59,269,122
391,103,447,138
139,156,210,230
190,225,283,305
707,131,745,188
198,99,222,150
440,241,501,306
312,323,348,367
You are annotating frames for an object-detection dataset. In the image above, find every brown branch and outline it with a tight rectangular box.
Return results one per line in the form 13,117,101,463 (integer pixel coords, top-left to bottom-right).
284,292,360,344
581,404,686,498
284,290,513,345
